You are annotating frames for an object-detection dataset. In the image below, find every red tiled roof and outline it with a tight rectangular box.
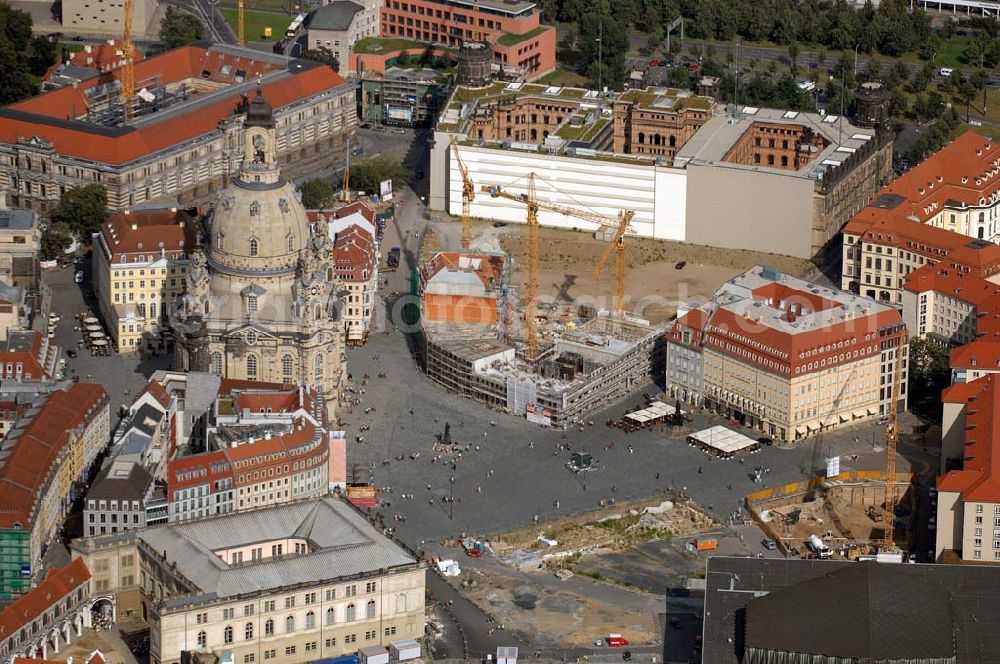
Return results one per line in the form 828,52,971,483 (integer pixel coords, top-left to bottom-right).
333,201,376,222
1,46,346,165
937,375,1000,501
704,306,904,375
167,449,231,499
421,252,506,289
0,558,90,639
0,384,107,528
843,131,1000,277
332,224,376,282
141,379,172,409
44,40,143,80
100,209,195,261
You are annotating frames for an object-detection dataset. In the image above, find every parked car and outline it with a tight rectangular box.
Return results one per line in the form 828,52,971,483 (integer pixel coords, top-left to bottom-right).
762,539,778,550
675,260,687,269
939,67,954,77
393,128,406,134
74,270,84,283
757,436,774,446
493,221,507,228
648,59,659,67
66,349,78,358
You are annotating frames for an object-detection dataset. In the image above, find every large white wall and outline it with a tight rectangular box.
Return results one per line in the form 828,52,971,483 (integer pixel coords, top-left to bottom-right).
448,145,687,242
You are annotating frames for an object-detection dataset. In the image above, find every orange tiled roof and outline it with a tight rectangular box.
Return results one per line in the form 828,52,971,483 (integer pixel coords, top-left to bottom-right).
0,558,90,640
0,45,346,165
0,384,107,529
100,209,195,261
844,131,1000,276
937,374,1000,502
332,224,376,282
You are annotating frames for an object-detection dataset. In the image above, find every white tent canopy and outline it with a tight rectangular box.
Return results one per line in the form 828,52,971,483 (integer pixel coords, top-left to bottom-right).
687,426,759,457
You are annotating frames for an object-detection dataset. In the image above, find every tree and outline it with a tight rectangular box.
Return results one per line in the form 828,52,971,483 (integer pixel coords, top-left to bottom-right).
52,184,109,244
349,156,413,196
0,40,36,104
910,60,933,93
301,47,339,72
864,56,881,82
888,59,907,87
299,178,335,209
0,2,33,53
578,13,627,90
159,7,204,49
788,42,800,76
27,35,55,77
40,223,74,261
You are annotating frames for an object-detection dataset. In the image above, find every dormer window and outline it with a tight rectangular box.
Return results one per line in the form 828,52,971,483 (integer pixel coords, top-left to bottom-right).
249,238,259,257
247,294,258,314
287,235,294,252
250,201,260,216
217,232,225,251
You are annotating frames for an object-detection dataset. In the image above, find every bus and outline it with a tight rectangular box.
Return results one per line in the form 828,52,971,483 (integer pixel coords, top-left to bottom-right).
286,12,307,38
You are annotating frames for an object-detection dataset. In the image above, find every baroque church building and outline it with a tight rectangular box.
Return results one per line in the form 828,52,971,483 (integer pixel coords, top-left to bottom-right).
173,85,345,423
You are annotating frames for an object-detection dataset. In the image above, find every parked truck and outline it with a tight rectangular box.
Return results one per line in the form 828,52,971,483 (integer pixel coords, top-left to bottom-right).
385,247,401,271
808,534,832,559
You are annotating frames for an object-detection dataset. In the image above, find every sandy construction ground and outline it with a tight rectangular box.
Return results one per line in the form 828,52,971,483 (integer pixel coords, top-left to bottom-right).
423,216,817,324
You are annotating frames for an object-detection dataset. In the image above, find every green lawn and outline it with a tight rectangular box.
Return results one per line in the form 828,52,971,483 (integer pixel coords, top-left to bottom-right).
220,8,291,41
353,37,445,54
496,26,547,47
536,67,589,87
962,121,1000,142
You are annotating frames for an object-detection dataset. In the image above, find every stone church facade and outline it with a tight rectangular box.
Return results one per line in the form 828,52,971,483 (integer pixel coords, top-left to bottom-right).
172,86,345,424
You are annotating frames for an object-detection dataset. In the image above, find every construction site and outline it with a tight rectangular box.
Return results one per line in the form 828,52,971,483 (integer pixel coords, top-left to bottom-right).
414,143,672,428
748,471,915,560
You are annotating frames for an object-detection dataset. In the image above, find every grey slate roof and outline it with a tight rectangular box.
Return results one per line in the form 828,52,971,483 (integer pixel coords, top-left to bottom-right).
307,1,364,31
140,497,416,605
703,557,1000,664
88,460,154,501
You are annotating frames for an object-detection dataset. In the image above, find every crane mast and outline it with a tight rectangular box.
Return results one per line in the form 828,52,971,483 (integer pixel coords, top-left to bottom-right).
481,178,635,355
120,0,135,120
239,0,246,47
451,137,475,249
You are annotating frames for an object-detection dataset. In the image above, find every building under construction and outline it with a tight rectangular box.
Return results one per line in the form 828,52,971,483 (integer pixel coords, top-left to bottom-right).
419,251,663,428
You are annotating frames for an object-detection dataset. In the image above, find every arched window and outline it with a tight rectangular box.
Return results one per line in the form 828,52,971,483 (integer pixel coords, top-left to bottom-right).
767,155,775,165
245,622,253,640
247,294,258,313
287,235,294,253
197,631,207,648
366,599,376,619
216,232,225,251
224,625,233,644
669,135,676,148
264,619,274,636
637,132,645,144
305,611,315,628
250,201,260,217
314,354,323,380
781,155,789,167
247,354,258,378
979,226,985,240
249,238,259,256
326,607,336,625
980,212,986,223
204,300,211,315
395,594,407,613
282,354,294,377
210,352,222,376
345,603,356,622
285,615,294,633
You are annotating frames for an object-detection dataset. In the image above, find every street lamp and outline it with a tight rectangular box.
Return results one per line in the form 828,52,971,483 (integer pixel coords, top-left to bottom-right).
449,475,456,521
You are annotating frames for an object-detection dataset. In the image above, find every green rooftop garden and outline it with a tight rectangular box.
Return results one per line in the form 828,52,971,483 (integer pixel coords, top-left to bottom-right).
495,26,548,48
353,37,451,55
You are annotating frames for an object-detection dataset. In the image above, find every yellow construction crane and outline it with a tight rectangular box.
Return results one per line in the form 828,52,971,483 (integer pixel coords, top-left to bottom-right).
592,210,637,319
238,0,245,47
120,0,135,120
882,329,906,552
482,177,635,355
451,137,475,249
340,140,351,203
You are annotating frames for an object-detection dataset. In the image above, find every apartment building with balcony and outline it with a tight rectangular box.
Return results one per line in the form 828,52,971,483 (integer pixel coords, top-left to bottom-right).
378,0,555,79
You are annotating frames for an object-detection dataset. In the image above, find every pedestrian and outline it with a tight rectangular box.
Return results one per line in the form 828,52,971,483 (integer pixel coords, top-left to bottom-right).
477,486,482,494
655,472,660,480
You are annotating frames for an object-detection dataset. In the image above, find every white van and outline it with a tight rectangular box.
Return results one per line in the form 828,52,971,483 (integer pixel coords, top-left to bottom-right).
939,68,954,77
